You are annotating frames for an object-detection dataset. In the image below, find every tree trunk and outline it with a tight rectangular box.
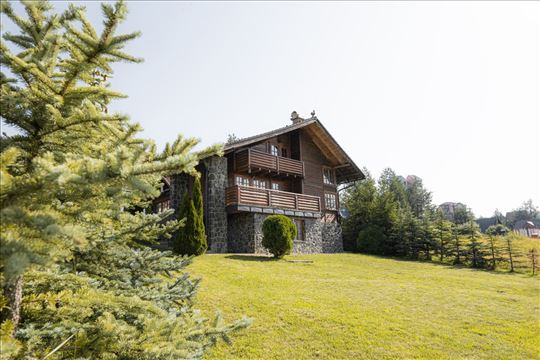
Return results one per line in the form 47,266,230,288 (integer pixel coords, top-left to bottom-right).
506,238,514,272
489,236,496,270
1,275,23,335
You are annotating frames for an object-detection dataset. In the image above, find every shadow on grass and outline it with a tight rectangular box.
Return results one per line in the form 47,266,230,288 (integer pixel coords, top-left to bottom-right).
345,251,534,277
225,254,276,262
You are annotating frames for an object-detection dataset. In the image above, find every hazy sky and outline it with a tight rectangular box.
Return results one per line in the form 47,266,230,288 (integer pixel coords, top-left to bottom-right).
2,1,539,217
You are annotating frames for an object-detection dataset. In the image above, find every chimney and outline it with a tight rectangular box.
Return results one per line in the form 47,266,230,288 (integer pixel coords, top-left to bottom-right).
290,111,304,124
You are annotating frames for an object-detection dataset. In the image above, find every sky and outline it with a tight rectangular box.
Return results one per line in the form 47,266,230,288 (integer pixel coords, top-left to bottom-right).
1,1,539,218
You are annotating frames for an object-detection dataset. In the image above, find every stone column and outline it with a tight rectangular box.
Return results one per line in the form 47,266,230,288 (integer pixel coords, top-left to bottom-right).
202,156,228,253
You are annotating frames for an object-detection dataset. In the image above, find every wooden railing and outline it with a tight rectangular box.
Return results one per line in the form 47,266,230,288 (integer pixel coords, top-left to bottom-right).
226,185,321,212
235,148,304,177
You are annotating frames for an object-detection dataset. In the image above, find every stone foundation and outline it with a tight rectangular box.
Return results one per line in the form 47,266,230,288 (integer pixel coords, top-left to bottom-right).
227,212,343,254
322,222,343,253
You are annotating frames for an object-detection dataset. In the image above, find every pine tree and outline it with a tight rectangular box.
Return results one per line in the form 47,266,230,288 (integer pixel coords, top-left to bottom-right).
450,223,465,265
433,210,453,262
486,224,509,270
462,219,487,268
0,1,249,358
505,233,517,272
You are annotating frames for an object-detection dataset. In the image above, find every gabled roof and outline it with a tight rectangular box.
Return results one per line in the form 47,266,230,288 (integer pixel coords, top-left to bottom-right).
224,114,365,184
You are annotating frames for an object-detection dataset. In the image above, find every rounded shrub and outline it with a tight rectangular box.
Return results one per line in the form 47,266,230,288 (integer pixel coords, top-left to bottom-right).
261,215,297,259
356,225,387,254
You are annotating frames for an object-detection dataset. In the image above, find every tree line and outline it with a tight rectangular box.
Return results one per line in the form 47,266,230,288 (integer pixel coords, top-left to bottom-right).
341,168,539,274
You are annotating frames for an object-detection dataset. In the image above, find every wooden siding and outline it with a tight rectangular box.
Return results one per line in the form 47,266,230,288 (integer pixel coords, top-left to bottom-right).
299,128,339,213
226,185,321,212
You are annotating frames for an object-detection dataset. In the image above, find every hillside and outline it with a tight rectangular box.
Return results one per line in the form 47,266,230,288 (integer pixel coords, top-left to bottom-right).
190,253,539,359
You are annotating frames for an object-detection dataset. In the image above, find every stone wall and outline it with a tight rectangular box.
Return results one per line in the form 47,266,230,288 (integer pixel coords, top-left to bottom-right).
202,156,228,253
227,213,341,254
322,222,343,253
227,213,256,253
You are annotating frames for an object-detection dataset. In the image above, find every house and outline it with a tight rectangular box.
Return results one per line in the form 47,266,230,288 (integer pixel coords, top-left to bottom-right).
162,111,364,254
513,220,540,238
476,216,502,233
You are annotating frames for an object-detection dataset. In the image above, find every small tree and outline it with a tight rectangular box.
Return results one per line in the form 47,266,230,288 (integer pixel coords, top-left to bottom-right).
434,210,453,262
262,215,296,258
463,219,487,268
450,224,465,265
356,225,387,254
505,233,516,272
486,224,509,270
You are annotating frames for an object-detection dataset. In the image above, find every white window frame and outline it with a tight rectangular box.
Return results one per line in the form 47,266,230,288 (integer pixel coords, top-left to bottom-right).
324,192,337,210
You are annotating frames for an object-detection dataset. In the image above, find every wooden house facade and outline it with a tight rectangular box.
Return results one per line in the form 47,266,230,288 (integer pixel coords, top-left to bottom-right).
164,111,364,254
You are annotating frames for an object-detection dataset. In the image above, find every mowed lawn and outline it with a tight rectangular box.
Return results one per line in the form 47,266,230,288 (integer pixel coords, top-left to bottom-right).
189,253,540,359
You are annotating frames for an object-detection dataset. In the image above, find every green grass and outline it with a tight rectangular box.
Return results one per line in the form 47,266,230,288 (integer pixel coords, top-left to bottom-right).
190,253,540,359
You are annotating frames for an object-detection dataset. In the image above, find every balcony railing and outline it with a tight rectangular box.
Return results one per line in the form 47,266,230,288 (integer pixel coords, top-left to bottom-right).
235,148,304,177
226,185,321,212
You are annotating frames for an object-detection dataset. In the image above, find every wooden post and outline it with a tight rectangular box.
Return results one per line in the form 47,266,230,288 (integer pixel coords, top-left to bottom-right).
237,185,241,204
268,189,272,207
247,148,251,174
294,194,298,210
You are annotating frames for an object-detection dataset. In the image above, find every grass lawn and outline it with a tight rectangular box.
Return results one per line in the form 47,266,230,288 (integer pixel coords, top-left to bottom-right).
190,253,540,359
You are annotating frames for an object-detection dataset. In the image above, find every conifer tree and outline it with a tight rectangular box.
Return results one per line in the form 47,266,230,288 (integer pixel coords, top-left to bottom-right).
486,224,509,270
450,224,465,265
192,176,208,253
174,191,206,256
0,1,249,358
505,233,517,272
461,219,487,268
433,210,453,262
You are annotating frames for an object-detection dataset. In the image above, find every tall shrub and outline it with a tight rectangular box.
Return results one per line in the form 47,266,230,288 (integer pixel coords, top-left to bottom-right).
262,215,296,258
174,181,207,256
193,177,208,253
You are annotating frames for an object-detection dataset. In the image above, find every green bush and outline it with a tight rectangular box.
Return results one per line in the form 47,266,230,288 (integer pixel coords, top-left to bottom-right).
262,215,297,258
356,225,387,254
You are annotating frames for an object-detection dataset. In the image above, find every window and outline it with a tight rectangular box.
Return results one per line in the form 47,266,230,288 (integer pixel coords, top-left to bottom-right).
323,167,335,185
235,176,250,187
252,179,268,189
270,144,279,156
294,219,305,241
325,193,337,210
271,182,280,190
281,148,287,158
156,200,171,213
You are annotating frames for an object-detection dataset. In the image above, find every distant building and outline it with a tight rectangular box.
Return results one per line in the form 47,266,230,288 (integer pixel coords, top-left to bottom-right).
513,220,540,238
476,216,501,233
438,202,467,222
405,175,421,187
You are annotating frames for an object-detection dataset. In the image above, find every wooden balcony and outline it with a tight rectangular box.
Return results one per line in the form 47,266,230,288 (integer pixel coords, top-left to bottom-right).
226,185,321,213
234,148,304,177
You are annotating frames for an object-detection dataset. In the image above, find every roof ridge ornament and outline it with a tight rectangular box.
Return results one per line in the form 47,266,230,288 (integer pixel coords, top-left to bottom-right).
310,110,317,120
